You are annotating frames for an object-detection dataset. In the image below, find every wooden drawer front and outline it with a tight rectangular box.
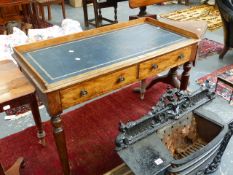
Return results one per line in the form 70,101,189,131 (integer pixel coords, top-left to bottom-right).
139,46,192,79
60,66,137,109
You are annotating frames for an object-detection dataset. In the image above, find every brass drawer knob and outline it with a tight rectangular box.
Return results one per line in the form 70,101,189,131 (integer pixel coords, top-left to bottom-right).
117,76,125,83
151,63,158,70
178,53,185,60
80,89,88,97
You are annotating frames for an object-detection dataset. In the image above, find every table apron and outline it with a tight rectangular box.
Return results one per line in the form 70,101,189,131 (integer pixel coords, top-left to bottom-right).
59,44,195,110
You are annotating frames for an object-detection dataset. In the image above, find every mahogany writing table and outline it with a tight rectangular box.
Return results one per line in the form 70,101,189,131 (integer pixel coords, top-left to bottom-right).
13,18,201,175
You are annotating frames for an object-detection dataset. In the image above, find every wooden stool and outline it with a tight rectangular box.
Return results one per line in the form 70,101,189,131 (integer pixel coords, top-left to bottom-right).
36,0,66,21
82,0,118,28
0,60,45,145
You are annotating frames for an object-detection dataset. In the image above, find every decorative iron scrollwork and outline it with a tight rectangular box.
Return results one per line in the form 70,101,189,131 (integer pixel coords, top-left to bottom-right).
116,87,215,150
203,121,233,174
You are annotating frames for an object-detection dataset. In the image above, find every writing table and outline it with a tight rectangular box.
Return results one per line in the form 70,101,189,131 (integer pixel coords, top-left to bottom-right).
13,18,201,175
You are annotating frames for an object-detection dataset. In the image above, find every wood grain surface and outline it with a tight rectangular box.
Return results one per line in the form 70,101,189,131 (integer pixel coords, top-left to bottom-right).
0,60,34,104
129,0,169,8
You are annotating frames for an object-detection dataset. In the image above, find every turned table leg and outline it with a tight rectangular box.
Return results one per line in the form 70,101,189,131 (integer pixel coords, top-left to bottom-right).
219,46,229,59
134,66,180,99
140,79,147,100
29,92,46,146
180,61,192,90
146,66,180,90
51,115,70,175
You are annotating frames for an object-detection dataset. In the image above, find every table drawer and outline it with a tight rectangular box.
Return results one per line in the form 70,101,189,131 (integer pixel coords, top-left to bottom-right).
60,65,137,109
139,46,192,79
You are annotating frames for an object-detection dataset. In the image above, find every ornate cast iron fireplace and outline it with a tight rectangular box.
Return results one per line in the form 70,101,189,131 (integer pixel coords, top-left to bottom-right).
116,88,231,175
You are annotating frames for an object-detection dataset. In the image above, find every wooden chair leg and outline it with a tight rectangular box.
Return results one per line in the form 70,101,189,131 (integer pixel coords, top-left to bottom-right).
47,5,51,20
82,0,89,27
39,5,45,21
93,0,100,27
219,46,229,59
38,4,42,16
114,6,117,22
29,93,46,146
31,3,41,28
61,1,66,19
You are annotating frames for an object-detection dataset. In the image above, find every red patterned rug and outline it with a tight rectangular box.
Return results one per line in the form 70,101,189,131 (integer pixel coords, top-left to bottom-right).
0,82,168,175
197,64,233,102
4,101,43,118
198,38,223,59
4,38,223,117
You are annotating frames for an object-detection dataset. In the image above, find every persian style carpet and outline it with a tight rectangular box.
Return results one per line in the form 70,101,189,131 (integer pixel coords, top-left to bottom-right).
197,64,233,102
0,82,168,175
160,5,222,31
198,38,223,59
4,101,43,118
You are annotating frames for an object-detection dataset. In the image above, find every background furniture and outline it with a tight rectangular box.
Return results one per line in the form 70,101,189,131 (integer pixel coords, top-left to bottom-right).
69,0,82,7
216,0,233,58
82,0,118,27
0,1,29,34
0,158,24,175
128,0,166,20
178,0,189,5
128,0,190,20
0,2,24,25
36,0,66,21
0,60,45,145
0,0,43,31
0,18,6,34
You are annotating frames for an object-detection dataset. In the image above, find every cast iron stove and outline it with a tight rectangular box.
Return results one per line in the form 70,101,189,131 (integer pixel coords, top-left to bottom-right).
116,88,232,175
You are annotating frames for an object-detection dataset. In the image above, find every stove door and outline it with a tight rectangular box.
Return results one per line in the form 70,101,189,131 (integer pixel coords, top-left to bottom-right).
117,133,173,175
